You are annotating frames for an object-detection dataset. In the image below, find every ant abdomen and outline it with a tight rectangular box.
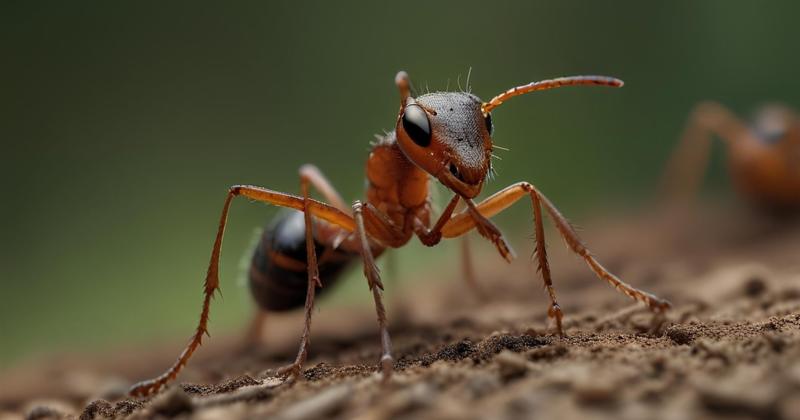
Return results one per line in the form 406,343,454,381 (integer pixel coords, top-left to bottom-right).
248,210,355,311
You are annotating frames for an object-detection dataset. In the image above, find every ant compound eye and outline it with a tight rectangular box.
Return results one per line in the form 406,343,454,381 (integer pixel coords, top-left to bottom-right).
485,113,493,135
402,104,431,147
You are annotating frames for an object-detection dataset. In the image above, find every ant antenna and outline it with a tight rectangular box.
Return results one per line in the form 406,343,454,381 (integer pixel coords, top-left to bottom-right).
395,71,411,106
481,75,623,115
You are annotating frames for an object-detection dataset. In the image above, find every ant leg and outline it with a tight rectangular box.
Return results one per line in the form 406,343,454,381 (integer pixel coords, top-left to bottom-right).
353,201,394,380
275,177,322,382
529,191,562,334
299,164,349,213
239,310,268,351
442,182,671,320
234,166,344,357
413,194,489,301
462,199,516,262
460,235,488,302
660,101,751,203
129,186,355,397
465,190,561,332
453,199,488,301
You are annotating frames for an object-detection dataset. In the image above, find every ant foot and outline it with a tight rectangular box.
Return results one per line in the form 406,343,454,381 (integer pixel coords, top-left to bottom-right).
548,304,565,337
380,354,394,384
276,363,303,383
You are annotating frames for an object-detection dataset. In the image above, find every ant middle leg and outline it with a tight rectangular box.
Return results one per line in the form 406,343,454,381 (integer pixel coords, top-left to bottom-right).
353,201,400,380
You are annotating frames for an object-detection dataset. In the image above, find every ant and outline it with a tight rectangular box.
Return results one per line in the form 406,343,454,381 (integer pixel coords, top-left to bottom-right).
130,71,671,397
661,102,800,212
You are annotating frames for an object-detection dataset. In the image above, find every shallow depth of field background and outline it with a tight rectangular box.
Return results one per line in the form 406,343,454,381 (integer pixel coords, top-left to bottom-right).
2,1,799,367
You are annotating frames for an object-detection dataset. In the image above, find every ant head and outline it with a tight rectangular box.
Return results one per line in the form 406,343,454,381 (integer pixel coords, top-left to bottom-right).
393,71,623,199
394,71,491,198
752,104,800,147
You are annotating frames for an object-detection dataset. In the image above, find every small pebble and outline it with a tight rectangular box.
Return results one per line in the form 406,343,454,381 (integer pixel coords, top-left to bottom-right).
25,406,64,420
743,276,767,297
666,324,694,345
22,400,73,420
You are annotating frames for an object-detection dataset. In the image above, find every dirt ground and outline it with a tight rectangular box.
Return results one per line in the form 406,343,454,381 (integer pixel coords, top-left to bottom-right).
3,204,800,420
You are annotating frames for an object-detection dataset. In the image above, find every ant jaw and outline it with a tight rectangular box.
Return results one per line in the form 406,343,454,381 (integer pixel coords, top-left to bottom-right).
438,164,483,199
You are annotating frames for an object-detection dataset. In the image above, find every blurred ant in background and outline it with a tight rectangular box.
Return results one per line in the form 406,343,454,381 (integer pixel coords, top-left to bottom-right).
661,102,800,214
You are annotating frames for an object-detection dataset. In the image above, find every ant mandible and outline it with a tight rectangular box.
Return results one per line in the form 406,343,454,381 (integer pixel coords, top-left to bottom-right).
130,71,671,397
661,102,800,212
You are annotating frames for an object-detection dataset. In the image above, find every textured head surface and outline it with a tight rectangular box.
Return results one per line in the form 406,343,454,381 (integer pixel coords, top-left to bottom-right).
395,91,493,198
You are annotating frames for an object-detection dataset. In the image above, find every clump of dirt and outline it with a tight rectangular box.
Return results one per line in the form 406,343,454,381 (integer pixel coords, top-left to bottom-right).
79,399,144,420
3,208,800,419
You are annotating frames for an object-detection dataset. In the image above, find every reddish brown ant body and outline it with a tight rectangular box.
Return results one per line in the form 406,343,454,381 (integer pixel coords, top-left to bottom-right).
661,102,800,212
130,71,671,397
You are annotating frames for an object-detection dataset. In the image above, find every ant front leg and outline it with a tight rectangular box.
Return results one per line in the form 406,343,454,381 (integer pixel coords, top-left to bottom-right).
129,186,355,397
660,101,751,204
442,182,671,336
413,195,488,301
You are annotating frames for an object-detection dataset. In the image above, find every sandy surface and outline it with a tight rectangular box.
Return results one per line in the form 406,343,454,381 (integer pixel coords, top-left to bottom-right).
2,205,800,419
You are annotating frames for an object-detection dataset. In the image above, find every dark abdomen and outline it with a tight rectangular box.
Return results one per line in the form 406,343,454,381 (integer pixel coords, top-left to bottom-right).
249,210,355,312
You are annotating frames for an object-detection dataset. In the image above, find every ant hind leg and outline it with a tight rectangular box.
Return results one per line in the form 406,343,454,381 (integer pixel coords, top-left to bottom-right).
128,185,355,397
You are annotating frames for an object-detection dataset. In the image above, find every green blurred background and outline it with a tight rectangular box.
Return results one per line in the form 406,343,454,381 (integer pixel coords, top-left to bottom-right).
2,1,799,367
